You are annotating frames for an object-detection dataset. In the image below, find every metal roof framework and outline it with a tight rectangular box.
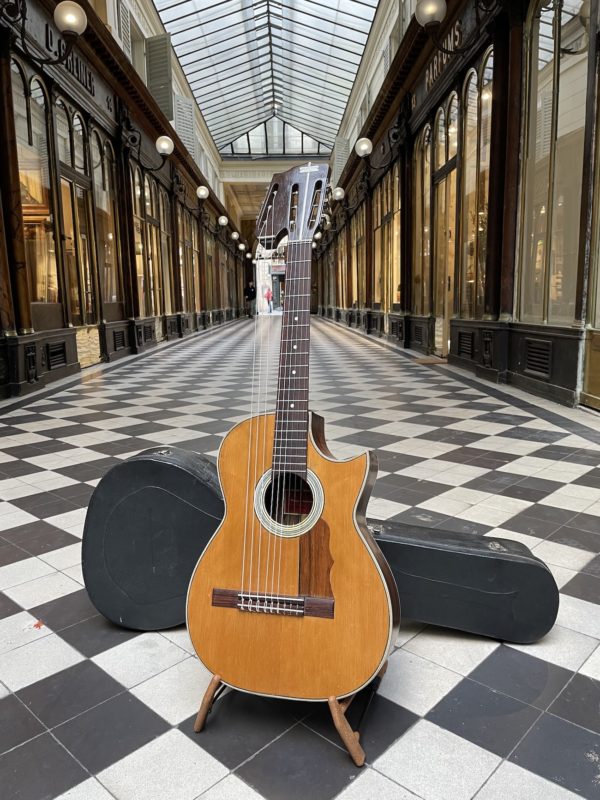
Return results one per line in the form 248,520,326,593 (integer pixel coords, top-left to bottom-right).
154,0,378,155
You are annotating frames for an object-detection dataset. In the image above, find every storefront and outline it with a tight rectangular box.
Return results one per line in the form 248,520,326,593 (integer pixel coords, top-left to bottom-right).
318,0,598,407
0,0,243,399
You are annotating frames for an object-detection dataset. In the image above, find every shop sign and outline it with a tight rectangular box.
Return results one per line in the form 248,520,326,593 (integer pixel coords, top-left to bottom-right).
425,21,463,93
45,25,95,96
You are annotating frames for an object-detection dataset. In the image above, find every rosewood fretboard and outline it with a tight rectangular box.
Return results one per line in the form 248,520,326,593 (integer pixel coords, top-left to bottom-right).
272,240,313,478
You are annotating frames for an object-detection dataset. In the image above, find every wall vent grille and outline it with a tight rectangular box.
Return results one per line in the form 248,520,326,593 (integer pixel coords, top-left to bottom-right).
113,330,125,351
525,338,552,379
458,331,474,358
47,341,66,369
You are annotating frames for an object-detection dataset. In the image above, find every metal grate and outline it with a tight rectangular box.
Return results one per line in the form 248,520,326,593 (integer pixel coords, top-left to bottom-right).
143,325,153,342
458,331,474,358
47,341,66,369
113,330,125,351
525,338,552,379
413,325,423,345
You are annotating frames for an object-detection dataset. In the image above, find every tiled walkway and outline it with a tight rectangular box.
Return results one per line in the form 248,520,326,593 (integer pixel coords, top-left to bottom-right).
0,317,599,800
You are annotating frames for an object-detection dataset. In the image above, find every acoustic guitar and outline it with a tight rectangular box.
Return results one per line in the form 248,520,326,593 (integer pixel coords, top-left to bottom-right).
186,163,400,703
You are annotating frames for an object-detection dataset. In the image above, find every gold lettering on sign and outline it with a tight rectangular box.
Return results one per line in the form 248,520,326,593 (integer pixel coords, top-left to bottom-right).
45,24,96,96
425,20,463,93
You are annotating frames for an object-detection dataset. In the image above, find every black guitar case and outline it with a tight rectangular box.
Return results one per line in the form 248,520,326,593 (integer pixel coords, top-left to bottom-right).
82,447,559,643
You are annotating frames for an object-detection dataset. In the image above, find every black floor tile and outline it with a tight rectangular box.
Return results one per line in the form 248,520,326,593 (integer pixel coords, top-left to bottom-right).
548,673,600,735
548,525,600,553
53,692,169,774
31,589,98,632
434,517,492,536
12,497,78,519
0,695,45,754
0,541,29,567
18,660,124,729
426,678,541,758
582,555,600,577
303,694,418,764
339,432,399,449
180,693,299,769
510,712,600,797
568,512,600,535
0,732,87,800
236,723,360,800
2,521,79,555
0,461,45,478
499,485,553,503
521,505,577,525
503,512,565,539
469,646,573,710
561,572,600,604
57,613,138,657
0,591,22,619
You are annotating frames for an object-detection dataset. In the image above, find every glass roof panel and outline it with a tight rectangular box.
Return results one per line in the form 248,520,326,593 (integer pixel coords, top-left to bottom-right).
153,0,379,155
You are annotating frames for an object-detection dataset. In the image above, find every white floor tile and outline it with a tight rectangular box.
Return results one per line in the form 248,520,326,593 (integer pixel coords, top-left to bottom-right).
4,571,81,609
378,649,462,716
374,719,500,800
160,626,197,656
335,769,421,800
0,556,55,591
0,610,53,655
0,509,39,531
92,632,189,688
508,623,598,671
130,656,212,725
579,642,600,680
199,775,265,800
39,543,82,570
0,633,83,690
403,628,499,676
44,508,88,532
556,594,600,639
55,778,115,800
98,729,228,800
474,760,579,799
367,497,411,520
532,540,595,571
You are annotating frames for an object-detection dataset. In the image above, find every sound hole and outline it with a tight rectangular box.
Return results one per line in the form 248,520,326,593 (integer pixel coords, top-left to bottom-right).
264,472,314,526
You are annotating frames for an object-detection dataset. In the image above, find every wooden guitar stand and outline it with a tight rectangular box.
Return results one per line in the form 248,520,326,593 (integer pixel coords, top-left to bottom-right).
193,662,388,768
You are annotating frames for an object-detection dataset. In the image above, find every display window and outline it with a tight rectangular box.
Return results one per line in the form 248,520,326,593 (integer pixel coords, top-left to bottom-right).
144,175,163,317
192,220,202,312
10,62,60,307
55,99,97,326
373,165,401,313
519,0,588,325
204,226,216,309
412,125,431,316
131,166,147,317
178,206,196,312
336,228,348,308
159,188,174,315
91,134,122,308
350,204,366,308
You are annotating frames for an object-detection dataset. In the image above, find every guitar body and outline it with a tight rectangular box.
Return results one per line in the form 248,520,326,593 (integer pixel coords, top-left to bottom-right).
186,411,400,701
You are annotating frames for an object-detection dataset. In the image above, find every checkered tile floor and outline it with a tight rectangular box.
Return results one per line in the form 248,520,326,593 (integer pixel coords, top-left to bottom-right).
1,317,600,800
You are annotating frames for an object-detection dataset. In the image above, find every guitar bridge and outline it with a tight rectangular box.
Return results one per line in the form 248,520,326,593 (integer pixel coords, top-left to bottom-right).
212,588,334,619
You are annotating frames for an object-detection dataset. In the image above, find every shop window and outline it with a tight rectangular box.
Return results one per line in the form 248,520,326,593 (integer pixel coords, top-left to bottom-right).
159,188,174,314
459,50,493,319
55,100,71,166
131,166,147,317
204,226,215,309
412,125,431,316
178,206,195,312
519,1,588,325
10,64,59,305
144,175,163,317
392,162,401,307
192,221,202,312
351,204,366,308
337,228,348,308
91,134,122,305
72,115,87,174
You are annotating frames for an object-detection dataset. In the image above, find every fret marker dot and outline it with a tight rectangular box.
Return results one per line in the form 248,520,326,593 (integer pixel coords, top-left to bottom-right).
294,316,298,321
290,403,295,408
293,345,297,350
292,370,296,375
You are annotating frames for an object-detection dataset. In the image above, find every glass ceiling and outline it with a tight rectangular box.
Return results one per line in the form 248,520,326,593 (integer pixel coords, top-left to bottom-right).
154,0,379,156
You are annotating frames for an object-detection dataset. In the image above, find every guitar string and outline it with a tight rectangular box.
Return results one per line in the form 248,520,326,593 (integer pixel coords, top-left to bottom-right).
241,210,269,610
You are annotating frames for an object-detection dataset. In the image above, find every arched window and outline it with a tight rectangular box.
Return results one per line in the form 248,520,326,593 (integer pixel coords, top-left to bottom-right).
412,125,431,315
460,70,479,317
72,114,87,174
10,64,59,306
434,109,446,170
447,93,459,160
520,1,588,324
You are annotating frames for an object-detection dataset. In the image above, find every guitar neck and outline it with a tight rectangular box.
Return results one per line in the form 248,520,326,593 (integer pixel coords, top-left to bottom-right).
272,240,313,477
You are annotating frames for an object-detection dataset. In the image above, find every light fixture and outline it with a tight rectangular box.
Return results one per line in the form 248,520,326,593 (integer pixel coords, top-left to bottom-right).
314,231,322,241
246,252,252,259
3,0,87,66
332,187,345,202
355,138,373,158
54,0,87,35
231,231,240,241
196,185,209,200
312,242,317,250
218,215,228,227
155,136,174,156
238,243,246,251
415,0,502,56
415,0,447,26
252,259,257,264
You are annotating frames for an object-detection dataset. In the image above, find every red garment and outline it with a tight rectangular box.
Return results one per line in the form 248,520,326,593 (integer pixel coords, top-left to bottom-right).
265,288,273,301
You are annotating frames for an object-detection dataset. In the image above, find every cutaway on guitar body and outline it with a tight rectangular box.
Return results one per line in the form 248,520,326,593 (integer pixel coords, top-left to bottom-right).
186,411,400,702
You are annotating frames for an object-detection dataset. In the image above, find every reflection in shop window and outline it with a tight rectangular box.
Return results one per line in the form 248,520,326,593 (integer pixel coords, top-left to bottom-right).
374,168,398,312
351,204,366,308
412,125,431,316
204,225,215,309
459,50,493,319
92,134,121,305
337,226,348,308
159,189,173,315
11,64,59,304
131,167,147,317
520,0,588,325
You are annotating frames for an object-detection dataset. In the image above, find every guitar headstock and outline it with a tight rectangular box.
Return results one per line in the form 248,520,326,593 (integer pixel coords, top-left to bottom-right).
255,162,329,246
